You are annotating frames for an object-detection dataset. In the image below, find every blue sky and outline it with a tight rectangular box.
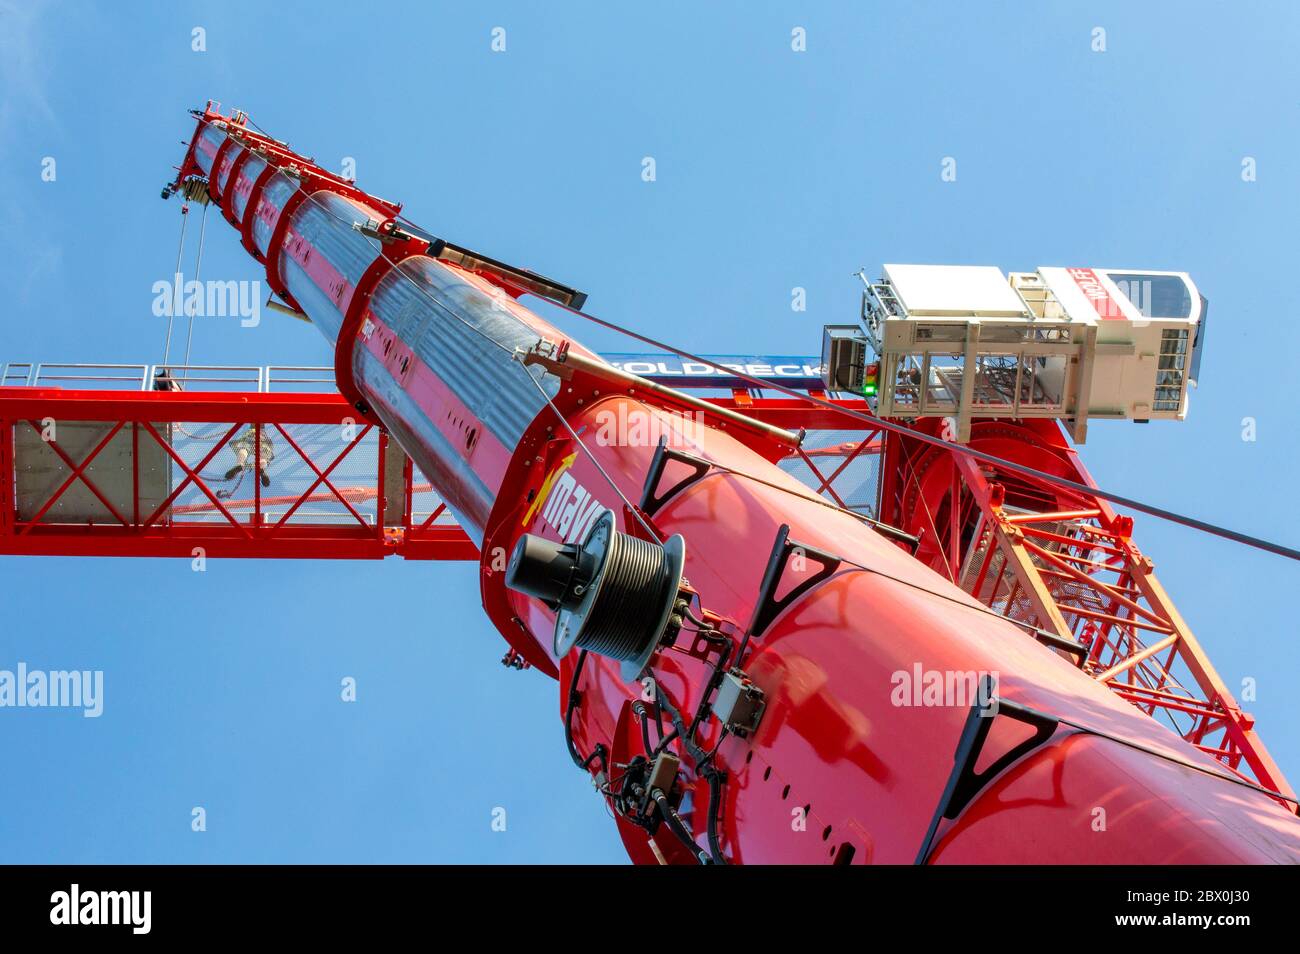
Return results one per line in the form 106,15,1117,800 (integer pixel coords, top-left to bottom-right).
1,1,1297,862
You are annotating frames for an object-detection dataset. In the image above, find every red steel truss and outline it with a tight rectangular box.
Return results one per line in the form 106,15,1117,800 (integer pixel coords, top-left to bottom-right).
0,388,472,560
0,384,872,562
2,377,1288,798
877,417,1293,799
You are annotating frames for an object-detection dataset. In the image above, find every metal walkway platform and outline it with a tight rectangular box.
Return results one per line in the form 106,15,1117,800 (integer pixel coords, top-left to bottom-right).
0,362,876,561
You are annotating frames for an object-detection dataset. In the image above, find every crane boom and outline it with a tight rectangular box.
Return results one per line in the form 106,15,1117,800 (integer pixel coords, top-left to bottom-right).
164,102,1300,864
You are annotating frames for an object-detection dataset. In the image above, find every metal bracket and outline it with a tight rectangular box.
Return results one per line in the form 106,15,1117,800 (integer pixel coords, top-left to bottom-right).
1031,628,1089,667
427,238,588,310
746,524,843,641
639,437,713,516
915,675,1060,864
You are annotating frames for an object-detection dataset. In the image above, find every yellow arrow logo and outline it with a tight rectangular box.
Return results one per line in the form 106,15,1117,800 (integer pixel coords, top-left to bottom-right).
523,451,578,526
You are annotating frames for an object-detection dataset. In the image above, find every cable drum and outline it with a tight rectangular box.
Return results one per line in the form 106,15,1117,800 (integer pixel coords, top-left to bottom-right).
566,528,673,661
506,510,686,681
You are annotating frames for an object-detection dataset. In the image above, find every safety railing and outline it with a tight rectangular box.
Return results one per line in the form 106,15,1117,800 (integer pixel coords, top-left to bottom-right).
0,362,339,394
153,365,265,391
4,363,154,390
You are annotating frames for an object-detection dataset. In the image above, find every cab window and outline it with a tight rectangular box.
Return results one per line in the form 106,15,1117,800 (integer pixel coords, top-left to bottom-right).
1105,272,1193,319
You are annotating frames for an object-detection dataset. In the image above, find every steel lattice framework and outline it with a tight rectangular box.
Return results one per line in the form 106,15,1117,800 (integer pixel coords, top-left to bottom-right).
876,417,1293,800
1,372,1288,802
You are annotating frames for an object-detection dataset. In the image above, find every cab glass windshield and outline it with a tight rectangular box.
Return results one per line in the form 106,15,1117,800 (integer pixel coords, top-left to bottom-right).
1105,272,1193,319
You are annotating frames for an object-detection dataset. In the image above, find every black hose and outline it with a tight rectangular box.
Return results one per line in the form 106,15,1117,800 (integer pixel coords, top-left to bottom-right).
634,699,680,758
656,690,708,766
676,611,734,742
652,727,679,756
634,701,655,758
651,788,709,865
706,771,728,865
654,689,729,864
565,651,592,770
582,745,607,772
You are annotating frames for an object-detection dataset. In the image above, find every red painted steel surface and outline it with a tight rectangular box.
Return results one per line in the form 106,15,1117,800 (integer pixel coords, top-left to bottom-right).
881,417,1294,800
77,104,1300,864
489,383,1300,863
0,386,865,564
0,389,476,561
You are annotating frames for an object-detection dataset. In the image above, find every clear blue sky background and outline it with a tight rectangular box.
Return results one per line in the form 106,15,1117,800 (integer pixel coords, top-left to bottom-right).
1,1,1297,862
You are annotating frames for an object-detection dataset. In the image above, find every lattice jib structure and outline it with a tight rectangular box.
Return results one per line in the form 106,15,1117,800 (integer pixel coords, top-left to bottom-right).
878,416,1293,800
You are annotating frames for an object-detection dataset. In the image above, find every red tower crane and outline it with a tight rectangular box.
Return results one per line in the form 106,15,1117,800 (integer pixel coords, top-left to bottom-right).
2,103,1297,864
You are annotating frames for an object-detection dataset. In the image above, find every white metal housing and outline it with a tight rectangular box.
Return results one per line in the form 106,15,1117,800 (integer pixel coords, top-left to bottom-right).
858,264,1206,443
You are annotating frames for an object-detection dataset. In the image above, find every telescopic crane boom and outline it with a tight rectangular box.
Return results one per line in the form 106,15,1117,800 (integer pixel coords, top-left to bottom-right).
161,102,1300,864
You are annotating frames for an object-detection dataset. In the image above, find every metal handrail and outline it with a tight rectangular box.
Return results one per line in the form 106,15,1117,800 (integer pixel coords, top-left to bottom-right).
0,362,345,393
264,366,336,392
152,364,265,391
1,362,34,386
33,363,151,391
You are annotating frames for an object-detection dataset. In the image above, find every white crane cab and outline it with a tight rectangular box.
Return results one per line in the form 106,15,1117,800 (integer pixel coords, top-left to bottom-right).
832,264,1207,443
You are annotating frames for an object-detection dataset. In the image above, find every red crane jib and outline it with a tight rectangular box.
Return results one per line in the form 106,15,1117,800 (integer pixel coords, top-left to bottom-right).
163,103,1300,864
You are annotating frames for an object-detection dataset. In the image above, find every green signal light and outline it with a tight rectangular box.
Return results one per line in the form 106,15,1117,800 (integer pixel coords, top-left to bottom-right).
862,362,879,398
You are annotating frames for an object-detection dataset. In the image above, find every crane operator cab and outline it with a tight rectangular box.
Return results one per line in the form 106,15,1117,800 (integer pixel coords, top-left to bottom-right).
822,264,1207,443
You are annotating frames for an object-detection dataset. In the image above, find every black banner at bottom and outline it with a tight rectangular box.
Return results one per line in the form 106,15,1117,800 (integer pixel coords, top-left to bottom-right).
0,865,1287,938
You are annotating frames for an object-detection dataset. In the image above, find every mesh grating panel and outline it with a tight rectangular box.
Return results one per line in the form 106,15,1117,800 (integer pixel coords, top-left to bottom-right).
167,422,381,526
409,461,457,526
777,429,881,517
959,514,1116,635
